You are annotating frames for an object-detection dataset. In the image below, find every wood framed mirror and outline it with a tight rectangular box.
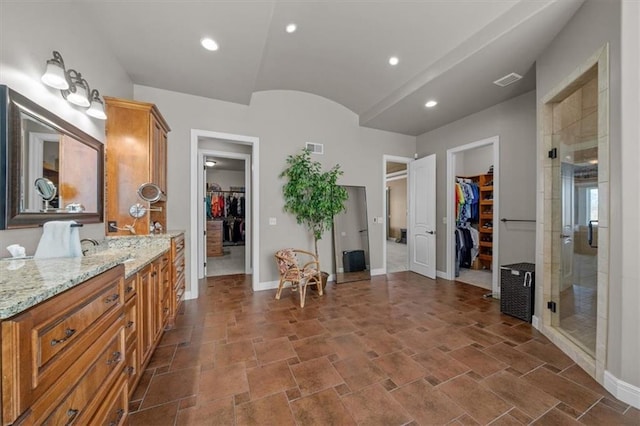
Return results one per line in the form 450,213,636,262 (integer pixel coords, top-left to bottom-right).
0,85,104,229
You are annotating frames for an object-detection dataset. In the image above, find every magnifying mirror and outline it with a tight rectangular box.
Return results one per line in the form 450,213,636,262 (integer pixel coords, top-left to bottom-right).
34,177,57,212
137,182,165,204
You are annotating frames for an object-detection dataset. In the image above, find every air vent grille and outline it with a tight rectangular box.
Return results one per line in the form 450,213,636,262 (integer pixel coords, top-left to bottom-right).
493,72,523,87
305,142,324,155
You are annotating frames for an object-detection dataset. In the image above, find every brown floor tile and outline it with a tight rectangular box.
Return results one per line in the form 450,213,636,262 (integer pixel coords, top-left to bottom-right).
146,345,176,369
516,340,575,370
176,397,234,425
246,360,296,400
290,356,344,396
129,401,179,425
341,383,413,426
235,392,296,426
291,334,335,361
171,341,215,371
253,336,297,365
489,413,526,426
290,388,356,425
448,345,508,378
578,400,639,425
126,274,635,425
439,375,512,424
373,351,426,386
391,379,464,424
158,326,193,346
483,342,544,375
140,367,199,409
329,333,369,360
333,354,387,391
522,367,600,413
199,363,249,402
214,340,255,367
532,408,582,425
482,371,559,419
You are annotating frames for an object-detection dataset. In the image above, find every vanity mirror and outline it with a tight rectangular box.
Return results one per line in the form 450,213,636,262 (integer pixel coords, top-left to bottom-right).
0,85,104,229
333,186,371,284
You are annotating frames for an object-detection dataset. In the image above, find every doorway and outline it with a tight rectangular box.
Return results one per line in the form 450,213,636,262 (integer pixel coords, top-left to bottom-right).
446,136,500,295
383,155,412,274
202,152,250,277
190,130,260,298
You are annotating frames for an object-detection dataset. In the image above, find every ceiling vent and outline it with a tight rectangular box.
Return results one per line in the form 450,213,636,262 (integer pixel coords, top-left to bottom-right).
305,142,324,155
493,72,522,87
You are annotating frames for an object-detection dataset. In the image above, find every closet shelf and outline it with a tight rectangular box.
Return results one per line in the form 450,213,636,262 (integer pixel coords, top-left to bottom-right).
481,185,494,191
479,254,493,261
479,241,493,248
480,200,493,205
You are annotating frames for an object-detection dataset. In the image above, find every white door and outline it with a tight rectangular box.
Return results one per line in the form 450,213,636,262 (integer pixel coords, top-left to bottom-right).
203,163,208,276
409,154,436,278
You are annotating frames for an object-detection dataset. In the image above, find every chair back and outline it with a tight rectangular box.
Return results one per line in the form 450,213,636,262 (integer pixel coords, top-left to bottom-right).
275,248,297,275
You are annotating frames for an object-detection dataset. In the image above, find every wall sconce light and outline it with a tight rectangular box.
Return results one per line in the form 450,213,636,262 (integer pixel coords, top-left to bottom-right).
41,51,107,120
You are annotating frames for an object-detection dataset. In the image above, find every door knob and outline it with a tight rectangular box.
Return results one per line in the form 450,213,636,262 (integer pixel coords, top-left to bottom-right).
427,230,435,235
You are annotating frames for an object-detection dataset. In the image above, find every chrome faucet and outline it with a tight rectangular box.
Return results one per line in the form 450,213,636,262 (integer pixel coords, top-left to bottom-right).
80,238,100,255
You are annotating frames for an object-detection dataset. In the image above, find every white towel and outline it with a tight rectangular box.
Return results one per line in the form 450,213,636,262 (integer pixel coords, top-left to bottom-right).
34,221,83,259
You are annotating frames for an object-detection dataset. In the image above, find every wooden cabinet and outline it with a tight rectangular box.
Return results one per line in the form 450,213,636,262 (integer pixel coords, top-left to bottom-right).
104,97,170,236
169,234,186,328
478,174,494,270
207,220,223,257
1,265,126,425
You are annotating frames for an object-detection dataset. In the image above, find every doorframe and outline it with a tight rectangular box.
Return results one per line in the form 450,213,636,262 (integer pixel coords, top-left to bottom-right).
190,130,260,299
446,136,500,296
382,155,412,274
199,150,252,277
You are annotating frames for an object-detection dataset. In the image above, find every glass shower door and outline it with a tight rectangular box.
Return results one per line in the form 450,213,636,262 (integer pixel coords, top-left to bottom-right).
553,75,598,356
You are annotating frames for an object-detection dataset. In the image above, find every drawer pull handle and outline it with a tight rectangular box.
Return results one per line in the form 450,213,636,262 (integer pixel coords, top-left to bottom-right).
125,286,134,293
51,328,76,346
126,366,135,376
106,351,122,366
108,408,125,426
105,294,120,304
67,408,79,421
126,320,134,328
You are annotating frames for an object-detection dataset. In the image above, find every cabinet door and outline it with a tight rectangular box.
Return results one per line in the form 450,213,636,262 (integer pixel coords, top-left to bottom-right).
150,117,167,194
139,264,154,366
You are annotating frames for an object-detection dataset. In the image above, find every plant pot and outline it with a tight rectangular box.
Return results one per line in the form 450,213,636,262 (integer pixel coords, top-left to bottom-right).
311,271,329,292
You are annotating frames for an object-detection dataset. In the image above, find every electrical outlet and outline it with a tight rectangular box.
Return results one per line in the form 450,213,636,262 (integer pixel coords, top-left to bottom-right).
108,221,118,232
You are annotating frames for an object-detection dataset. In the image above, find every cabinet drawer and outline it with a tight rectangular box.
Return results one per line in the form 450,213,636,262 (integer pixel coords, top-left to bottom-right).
171,234,185,258
89,374,128,426
124,274,137,301
124,295,138,344
40,327,125,425
125,345,138,399
37,278,122,369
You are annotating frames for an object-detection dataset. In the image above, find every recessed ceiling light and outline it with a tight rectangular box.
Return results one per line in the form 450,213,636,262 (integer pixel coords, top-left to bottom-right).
425,100,438,108
285,23,297,33
205,160,217,167
201,38,219,51
389,56,399,66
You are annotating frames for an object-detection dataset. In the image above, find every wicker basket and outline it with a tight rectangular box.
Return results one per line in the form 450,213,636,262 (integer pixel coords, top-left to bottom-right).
500,263,535,322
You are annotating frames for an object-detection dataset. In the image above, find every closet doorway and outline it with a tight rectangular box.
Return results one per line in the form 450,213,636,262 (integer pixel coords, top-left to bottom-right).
383,156,412,274
446,137,499,294
203,152,250,277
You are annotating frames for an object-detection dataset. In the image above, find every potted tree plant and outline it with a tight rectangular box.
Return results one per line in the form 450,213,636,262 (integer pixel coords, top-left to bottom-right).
280,148,349,288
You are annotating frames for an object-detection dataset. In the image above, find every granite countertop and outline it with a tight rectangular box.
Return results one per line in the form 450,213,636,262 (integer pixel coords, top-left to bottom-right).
0,231,184,320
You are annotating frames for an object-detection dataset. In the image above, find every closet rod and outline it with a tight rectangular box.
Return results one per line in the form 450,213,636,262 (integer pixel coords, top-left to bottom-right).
500,218,535,223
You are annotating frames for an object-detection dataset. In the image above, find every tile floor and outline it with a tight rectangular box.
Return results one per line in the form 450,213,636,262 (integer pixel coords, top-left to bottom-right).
207,245,246,277
129,272,639,425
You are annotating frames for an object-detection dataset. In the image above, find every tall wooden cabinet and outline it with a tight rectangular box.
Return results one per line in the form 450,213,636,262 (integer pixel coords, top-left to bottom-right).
478,174,494,270
104,97,170,236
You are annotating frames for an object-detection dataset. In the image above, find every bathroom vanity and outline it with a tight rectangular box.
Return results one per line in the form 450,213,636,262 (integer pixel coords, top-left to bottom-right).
0,232,185,426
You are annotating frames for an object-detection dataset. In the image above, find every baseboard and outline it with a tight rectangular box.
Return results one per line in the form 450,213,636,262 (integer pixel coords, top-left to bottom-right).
254,280,279,292
531,315,540,329
436,270,448,279
371,268,385,276
604,370,640,409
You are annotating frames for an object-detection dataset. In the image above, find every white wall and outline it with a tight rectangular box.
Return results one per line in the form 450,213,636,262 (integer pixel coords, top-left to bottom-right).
460,144,493,176
207,170,245,191
416,91,537,273
134,85,415,289
0,2,132,254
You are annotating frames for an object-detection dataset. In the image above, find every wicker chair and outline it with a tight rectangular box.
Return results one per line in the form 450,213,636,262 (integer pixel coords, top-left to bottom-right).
274,248,323,307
